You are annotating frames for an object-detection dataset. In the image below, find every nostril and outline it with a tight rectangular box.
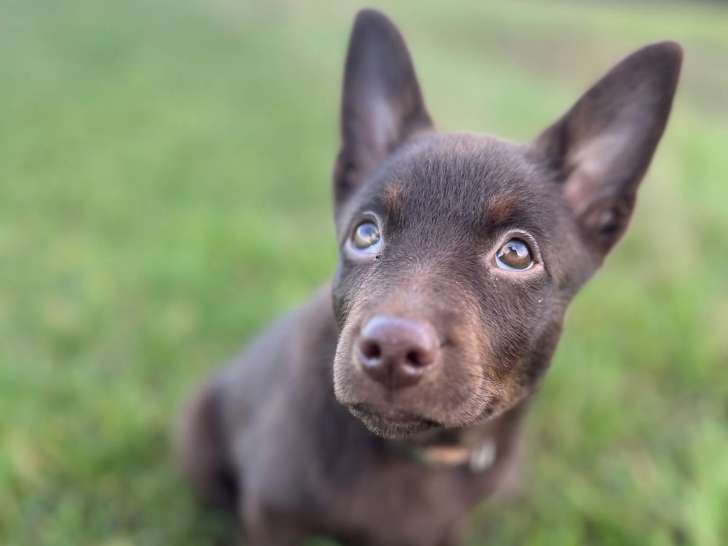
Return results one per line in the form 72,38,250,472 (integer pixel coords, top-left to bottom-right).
360,339,382,361
405,349,430,368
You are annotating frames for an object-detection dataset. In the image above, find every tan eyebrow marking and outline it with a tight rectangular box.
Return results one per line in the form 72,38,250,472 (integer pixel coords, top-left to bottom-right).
485,193,518,225
383,182,403,215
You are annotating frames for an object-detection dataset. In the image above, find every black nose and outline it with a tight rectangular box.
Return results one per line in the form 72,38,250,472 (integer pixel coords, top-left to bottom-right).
356,316,440,389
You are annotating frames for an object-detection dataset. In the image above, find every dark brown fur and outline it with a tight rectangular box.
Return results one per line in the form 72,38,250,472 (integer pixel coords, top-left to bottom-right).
176,9,682,546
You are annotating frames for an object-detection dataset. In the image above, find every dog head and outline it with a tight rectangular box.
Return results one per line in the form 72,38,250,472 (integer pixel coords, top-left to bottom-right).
331,9,681,438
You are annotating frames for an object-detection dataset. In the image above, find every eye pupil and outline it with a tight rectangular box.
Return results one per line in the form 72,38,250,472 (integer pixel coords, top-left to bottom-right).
353,221,381,250
495,238,533,271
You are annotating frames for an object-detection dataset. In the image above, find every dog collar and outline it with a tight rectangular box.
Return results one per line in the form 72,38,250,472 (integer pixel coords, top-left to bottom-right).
413,438,497,473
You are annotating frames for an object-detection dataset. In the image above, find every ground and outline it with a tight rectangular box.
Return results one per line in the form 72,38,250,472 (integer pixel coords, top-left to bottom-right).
1,1,727,545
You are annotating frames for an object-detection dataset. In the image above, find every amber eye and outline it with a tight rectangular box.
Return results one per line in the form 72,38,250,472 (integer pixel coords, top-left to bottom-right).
351,221,381,251
495,238,534,271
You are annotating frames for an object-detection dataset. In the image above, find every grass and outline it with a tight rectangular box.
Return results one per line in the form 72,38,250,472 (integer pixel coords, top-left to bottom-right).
1,0,727,544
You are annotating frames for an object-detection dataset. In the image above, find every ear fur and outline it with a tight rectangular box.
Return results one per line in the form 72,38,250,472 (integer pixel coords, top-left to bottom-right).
333,9,432,213
533,42,682,254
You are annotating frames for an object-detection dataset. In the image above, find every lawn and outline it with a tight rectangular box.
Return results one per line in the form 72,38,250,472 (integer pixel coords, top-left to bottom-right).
1,1,727,545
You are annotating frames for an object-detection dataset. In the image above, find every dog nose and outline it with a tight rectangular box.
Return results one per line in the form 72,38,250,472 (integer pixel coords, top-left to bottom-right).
356,316,439,389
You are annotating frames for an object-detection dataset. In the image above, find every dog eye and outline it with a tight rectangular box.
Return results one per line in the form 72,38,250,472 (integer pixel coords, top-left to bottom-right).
495,238,533,271
352,221,381,250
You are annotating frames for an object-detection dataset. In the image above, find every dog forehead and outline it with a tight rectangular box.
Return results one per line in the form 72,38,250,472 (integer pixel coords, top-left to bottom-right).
374,133,550,224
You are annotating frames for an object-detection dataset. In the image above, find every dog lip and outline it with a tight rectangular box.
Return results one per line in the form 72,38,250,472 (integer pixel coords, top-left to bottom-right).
347,403,440,439
349,403,439,427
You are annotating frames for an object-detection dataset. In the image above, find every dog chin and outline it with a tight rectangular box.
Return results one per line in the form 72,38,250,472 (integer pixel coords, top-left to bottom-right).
347,404,439,439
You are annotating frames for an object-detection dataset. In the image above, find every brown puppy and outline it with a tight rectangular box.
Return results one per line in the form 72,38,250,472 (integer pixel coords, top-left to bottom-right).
176,9,682,546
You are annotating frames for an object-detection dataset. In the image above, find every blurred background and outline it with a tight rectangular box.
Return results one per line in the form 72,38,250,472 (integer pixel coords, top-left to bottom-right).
2,1,727,545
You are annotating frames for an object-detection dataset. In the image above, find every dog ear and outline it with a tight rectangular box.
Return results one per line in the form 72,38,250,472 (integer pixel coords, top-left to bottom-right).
532,42,682,256
333,9,432,212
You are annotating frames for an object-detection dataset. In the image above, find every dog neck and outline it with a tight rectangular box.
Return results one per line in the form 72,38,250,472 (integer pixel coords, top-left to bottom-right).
412,438,497,472
389,400,529,472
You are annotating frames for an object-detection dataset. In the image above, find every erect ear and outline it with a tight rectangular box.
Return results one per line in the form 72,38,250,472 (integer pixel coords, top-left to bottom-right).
333,9,432,212
532,42,682,256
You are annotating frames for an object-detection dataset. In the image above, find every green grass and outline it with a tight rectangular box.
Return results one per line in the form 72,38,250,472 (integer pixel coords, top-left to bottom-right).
1,1,727,545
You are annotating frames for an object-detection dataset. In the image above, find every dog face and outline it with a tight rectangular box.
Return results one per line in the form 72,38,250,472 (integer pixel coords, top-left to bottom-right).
331,10,681,438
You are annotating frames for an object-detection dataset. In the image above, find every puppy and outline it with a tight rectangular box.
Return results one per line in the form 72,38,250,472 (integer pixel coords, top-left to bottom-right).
177,9,682,546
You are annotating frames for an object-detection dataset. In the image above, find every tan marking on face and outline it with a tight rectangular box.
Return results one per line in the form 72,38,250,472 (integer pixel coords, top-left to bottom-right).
485,193,518,226
383,182,403,216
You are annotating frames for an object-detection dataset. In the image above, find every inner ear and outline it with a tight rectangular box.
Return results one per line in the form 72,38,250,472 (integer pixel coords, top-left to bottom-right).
532,42,682,255
333,9,432,214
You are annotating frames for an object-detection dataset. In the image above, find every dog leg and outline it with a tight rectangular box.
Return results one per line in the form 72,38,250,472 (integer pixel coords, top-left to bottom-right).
243,521,309,546
436,524,462,546
242,504,309,546
175,381,238,510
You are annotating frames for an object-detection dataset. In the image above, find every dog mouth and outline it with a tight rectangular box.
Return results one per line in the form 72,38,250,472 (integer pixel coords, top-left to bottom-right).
348,403,440,439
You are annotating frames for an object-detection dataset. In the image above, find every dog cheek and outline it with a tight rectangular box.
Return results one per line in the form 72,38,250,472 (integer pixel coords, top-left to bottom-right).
331,305,367,404
331,261,377,331
519,318,564,386
473,311,536,411
331,264,353,330
430,311,493,425
482,314,564,418
332,336,355,404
